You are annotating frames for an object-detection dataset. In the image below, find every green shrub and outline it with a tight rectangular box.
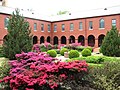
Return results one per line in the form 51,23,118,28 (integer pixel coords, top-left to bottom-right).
85,56,104,64
47,50,57,57
0,60,11,79
60,48,68,56
85,46,93,52
76,46,85,51
100,26,120,57
81,48,91,57
69,50,79,59
89,60,120,90
0,46,5,57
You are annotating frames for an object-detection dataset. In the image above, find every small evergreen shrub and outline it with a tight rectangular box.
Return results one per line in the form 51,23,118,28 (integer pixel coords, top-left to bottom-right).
47,50,57,57
100,26,120,57
60,48,68,56
3,9,33,60
86,46,93,52
69,50,79,59
81,48,91,57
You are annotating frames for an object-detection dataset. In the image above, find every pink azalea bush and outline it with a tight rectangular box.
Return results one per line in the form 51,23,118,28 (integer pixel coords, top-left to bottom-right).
0,52,88,90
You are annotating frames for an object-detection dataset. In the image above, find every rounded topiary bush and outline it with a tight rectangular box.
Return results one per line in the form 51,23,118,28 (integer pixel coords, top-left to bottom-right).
85,46,93,52
69,50,80,59
60,48,68,56
81,48,91,57
47,50,57,57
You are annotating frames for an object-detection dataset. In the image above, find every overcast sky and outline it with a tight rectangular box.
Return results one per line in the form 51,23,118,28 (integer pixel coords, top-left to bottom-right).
8,0,120,15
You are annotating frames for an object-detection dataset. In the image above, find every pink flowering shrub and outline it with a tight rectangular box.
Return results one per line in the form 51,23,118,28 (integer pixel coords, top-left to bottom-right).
0,52,88,90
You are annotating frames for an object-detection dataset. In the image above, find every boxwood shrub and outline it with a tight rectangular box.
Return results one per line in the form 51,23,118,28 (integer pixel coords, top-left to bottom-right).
69,50,79,59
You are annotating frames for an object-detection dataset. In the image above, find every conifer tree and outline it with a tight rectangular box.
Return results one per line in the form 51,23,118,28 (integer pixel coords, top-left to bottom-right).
100,26,120,57
3,9,33,59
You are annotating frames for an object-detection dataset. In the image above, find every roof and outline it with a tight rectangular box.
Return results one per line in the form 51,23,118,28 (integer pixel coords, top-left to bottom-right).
0,5,120,22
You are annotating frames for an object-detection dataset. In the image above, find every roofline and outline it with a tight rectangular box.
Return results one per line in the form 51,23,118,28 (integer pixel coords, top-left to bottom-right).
51,13,120,23
0,12,51,23
1,12,120,23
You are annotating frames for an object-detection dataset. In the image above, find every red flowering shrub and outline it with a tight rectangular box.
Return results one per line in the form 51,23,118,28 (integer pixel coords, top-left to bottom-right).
0,52,88,90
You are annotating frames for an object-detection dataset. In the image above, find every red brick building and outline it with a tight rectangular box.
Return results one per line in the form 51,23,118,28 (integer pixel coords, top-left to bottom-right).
0,6,120,47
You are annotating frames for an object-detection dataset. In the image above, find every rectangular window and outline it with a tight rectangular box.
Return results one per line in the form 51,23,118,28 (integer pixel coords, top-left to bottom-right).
89,21,93,30
54,24,57,32
112,19,116,27
62,24,65,31
34,23,37,31
41,24,44,32
70,23,74,31
48,24,50,32
79,22,82,30
4,17,9,29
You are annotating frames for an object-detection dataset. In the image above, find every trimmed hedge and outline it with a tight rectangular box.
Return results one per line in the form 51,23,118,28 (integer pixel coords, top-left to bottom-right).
81,48,91,57
69,50,80,59
60,48,68,56
47,50,57,57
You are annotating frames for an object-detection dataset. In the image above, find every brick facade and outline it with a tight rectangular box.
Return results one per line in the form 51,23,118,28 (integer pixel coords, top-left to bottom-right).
0,13,120,47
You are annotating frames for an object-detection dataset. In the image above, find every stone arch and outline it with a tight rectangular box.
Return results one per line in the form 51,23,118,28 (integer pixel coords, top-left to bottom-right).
33,36,38,44
78,35,85,46
88,35,95,47
47,36,51,43
98,34,105,47
69,35,75,44
61,36,66,44
53,36,58,45
40,36,44,44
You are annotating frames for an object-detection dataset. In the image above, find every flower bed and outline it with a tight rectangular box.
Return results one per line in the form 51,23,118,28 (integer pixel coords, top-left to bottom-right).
0,52,88,90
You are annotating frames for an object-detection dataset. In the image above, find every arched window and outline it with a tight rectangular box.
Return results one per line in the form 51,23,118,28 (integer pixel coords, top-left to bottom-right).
99,19,105,28
4,17,9,28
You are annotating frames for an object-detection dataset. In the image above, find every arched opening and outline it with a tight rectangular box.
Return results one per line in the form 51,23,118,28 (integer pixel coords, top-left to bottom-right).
88,35,95,47
69,35,75,44
47,36,50,43
33,36,38,44
98,34,105,47
40,36,44,44
61,36,66,44
53,36,58,45
78,35,85,46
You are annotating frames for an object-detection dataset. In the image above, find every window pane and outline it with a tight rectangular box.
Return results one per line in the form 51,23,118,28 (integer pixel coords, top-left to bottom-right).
34,23,37,30
99,19,104,28
48,24,50,32
54,24,57,32
89,21,93,29
70,23,74,30
112,19,116,26
79,22,82,30
41,24,44,31
62,24,65,31
4,17,9,28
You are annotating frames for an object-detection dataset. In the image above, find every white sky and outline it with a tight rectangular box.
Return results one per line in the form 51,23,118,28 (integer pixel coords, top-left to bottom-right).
8,0,120,16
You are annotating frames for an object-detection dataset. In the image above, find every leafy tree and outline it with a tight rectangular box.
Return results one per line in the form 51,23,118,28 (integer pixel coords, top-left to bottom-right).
100,26,120,57
3,9,33,60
